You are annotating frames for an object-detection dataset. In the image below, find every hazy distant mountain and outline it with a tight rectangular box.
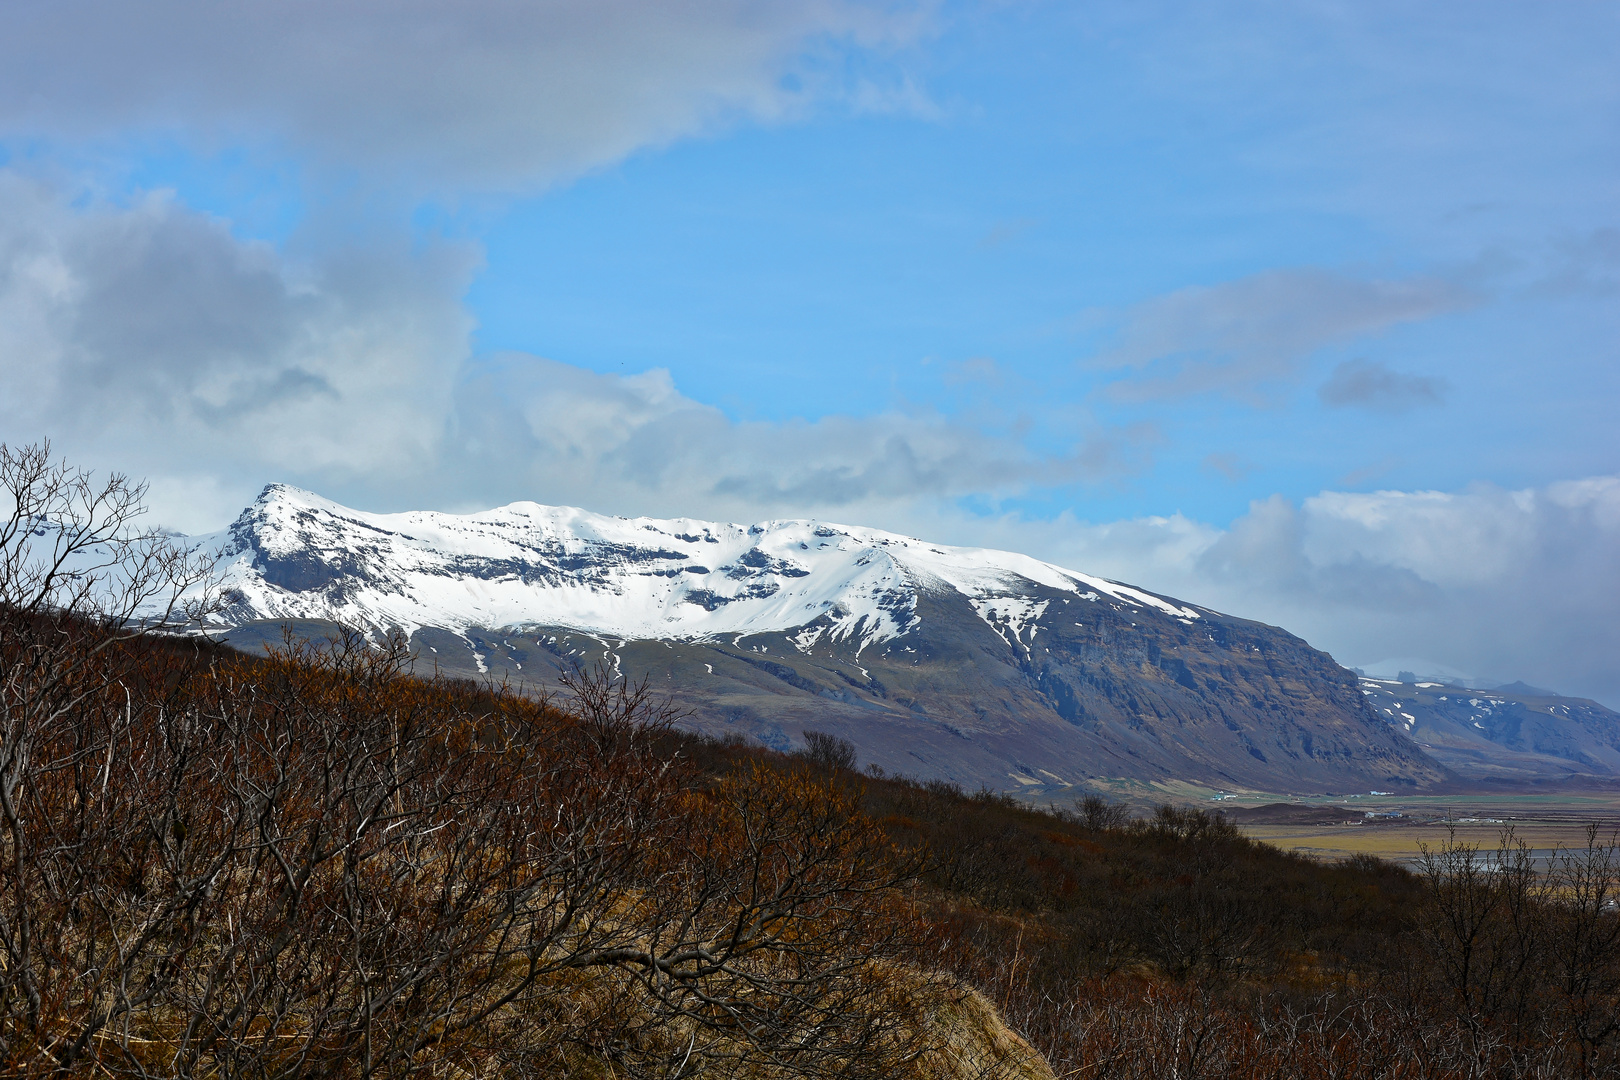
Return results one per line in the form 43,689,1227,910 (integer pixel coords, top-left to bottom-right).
171,484,1455,794
1356,677,1620,784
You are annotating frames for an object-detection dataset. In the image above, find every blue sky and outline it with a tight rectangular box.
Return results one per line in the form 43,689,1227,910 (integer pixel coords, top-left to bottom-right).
473,1,1616,524
0,0,1616,702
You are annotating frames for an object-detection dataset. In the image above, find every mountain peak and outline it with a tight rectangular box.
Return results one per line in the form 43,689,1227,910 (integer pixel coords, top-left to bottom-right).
177,486,1452,793
199,490,1203,644
254,481,324,505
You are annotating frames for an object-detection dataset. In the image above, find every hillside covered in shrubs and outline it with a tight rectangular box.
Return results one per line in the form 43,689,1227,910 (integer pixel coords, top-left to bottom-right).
7,442,1620,1078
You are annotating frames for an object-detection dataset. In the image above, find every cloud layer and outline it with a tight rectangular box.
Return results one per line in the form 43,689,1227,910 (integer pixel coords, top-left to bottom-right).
455,355,1141,515
1094,268,1471,402
0,173,474,512
0,172,1118,530
1,0,927,190
997,478,1620,708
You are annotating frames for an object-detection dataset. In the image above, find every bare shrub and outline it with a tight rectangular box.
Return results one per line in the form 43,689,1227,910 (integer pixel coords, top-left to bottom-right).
800,728,858,773
1076,794,1131,831
1,619,936,1077
0,441,216,1071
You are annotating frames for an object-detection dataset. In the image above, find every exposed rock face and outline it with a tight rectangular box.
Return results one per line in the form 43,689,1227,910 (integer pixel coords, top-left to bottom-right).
194,485,1449,794
393,599,1439,795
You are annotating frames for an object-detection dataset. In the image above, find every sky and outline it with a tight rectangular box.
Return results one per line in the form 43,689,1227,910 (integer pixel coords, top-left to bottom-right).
0,1,1616,704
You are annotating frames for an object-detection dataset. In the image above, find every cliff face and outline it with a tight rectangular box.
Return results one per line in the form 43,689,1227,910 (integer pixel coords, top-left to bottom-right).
201,484,1448,794
381,582,1442,795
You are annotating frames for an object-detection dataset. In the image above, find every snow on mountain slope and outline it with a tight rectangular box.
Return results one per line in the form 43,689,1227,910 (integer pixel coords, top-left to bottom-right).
154,484,1468,794
193,485,1203,644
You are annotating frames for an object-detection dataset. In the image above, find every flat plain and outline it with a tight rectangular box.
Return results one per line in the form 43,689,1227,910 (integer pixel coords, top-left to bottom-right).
1064,780,1620,865
1233,792,1620,864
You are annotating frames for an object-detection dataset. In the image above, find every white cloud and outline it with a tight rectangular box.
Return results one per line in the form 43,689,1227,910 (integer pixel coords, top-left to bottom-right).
986,477,1620,708
1298,486,1538,587
0,172,475,525
0,172,1128,531
448,353,1146,520
0,0,931,191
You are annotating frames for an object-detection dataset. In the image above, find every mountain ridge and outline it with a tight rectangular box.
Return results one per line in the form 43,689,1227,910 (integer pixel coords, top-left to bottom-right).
1356,676,1620,785
166,484,1463,794
115,487,1615,796
203,483,1208,645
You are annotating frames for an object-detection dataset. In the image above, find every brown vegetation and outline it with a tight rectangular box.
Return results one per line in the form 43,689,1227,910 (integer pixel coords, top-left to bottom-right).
0,625,959,1077
8,442,1620,1079
860,776,1620,1078
0,444,966,1078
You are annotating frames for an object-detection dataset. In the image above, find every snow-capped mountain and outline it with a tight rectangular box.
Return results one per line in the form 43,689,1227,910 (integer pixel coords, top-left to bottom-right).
188,484,1454,794
200,484,1201,646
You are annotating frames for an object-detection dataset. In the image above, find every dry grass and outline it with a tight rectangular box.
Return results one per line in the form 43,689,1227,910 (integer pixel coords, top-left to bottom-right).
1239,820,1609,862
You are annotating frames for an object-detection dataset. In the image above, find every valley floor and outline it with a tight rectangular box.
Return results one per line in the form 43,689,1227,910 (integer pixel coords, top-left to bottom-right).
1078,782,1620,864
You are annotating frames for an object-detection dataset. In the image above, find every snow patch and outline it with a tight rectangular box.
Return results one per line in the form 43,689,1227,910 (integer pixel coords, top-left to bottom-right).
968,597,1051,651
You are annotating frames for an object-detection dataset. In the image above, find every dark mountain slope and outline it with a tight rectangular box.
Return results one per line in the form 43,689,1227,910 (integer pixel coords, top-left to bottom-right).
1357,677,1620,783
225,583,1445,794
